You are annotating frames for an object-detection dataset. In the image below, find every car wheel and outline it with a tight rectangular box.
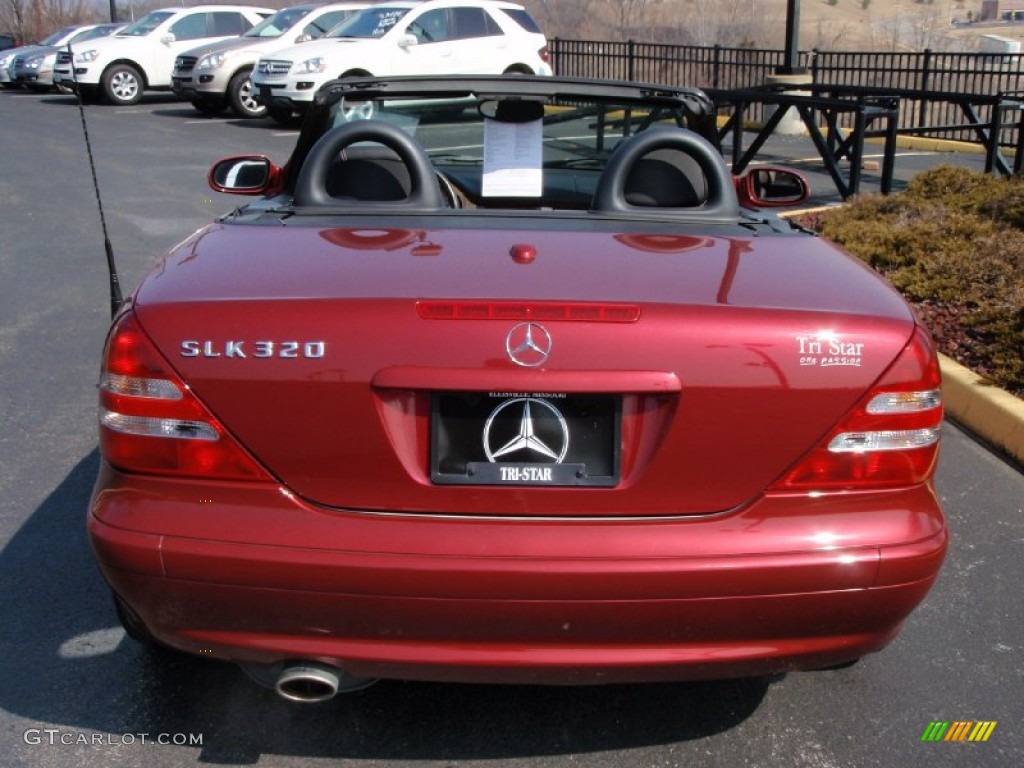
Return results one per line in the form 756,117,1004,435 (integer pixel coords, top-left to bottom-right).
78,85,102,104
227,70,265,118
267,104,300,127
191,98,225,116
102,63,142,106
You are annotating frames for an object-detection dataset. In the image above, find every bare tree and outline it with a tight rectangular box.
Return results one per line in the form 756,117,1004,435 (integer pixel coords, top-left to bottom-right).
1,0,99,42
523,0,605,39
807,18,857,51
602,0,662,39
1,0,30,42
31,0,92,31
903,1,953,50
865,0,955,52
665,0,775,47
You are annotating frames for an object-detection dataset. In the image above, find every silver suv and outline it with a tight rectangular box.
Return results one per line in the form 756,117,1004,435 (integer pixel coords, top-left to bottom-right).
172,2,370,118
252,0,551,122
11,23,123,91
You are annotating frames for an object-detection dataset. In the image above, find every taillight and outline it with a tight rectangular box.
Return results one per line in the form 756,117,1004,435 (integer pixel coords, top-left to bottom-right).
539,45,550,64
771,325,942,491
98,311,271,481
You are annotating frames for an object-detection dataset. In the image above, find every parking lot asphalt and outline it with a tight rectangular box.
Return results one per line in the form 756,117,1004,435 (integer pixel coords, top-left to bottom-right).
1,88,1022,768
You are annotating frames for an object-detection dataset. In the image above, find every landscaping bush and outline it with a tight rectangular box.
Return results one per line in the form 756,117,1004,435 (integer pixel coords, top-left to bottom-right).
794,166,1024,396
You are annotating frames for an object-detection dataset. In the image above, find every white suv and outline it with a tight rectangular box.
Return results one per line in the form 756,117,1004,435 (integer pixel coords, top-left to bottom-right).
251,0,550,119
53,5,272,106
172,2,371,119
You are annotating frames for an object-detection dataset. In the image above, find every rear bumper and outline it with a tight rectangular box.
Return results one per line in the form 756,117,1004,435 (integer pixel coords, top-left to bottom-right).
89,463,947,684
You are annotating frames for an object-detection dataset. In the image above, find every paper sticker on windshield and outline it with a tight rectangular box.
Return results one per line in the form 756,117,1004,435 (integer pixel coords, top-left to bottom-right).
372,9,403,37
482,117,543,197
795,333,863,368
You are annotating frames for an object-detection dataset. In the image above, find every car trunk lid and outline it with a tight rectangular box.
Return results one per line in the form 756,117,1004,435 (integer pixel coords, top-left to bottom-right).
131,221,917,517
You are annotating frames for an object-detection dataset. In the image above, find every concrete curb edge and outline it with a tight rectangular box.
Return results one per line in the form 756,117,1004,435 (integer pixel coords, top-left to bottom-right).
940,354,1024,468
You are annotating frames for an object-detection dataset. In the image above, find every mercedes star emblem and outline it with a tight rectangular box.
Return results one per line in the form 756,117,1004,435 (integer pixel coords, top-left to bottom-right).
505,322,552,367
483,398,570,463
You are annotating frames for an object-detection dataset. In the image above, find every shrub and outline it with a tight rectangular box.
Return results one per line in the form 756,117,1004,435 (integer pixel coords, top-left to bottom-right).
799,166,1024,395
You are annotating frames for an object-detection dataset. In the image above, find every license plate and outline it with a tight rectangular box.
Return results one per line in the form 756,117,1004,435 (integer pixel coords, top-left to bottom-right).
431,392,620,487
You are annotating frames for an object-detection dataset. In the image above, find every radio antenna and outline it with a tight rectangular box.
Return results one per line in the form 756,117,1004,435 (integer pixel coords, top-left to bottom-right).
68,42,123,318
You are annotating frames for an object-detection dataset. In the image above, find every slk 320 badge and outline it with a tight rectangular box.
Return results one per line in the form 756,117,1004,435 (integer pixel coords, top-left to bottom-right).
180,340,326,358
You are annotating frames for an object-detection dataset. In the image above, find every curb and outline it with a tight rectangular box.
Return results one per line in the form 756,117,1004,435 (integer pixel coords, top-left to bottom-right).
940,354,1024,467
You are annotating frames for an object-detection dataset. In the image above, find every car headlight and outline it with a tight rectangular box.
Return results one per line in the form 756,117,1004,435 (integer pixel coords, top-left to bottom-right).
293,57,325,75
196,51,228,71
74,49,100,64
26,57,43,70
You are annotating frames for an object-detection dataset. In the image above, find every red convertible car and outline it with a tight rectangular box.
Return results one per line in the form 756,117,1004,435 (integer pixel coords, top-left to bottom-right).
89,75,946,702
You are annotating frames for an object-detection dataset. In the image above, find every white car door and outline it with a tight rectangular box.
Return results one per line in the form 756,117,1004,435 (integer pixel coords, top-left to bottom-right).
147,11,252,87
447,6,511,74
394,8,460,76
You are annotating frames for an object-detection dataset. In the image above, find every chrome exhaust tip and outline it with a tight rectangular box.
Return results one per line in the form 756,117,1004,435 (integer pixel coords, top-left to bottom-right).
275,663,341,703
267,662,376,702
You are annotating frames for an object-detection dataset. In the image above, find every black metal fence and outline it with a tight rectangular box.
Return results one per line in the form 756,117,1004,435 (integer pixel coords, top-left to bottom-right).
550,39,786,92
550,39,1024,145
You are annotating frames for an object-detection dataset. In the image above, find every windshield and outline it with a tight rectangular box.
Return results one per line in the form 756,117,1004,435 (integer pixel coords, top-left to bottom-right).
41,26,78,46
326,98,690,168
244,7,311,38
69,25,118,44
286,79,712,208
119,11,173,37
328,7,410,39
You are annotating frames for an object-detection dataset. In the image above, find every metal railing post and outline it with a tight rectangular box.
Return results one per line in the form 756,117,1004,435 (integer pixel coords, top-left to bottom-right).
917,49,933,128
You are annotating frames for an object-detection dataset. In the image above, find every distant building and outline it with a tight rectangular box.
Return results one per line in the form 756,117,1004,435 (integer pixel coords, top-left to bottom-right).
980,0,1024,21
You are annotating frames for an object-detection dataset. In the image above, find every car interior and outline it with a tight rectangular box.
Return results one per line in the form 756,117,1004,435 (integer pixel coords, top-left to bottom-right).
306,104,718,214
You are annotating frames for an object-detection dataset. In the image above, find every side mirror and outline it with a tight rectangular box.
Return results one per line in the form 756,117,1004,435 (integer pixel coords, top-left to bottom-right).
294,34,313,43
397,33,418,49
160,34,176,46
208,156,277,195
735,166,810,208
